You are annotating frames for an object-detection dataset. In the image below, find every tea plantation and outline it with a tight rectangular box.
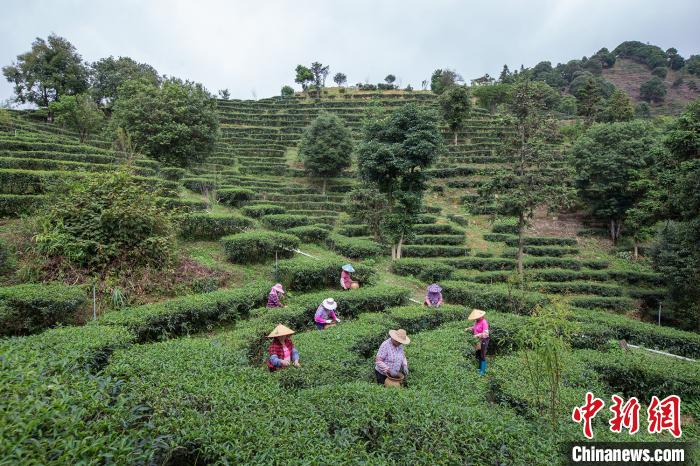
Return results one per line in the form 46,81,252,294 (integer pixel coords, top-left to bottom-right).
1,88,699,465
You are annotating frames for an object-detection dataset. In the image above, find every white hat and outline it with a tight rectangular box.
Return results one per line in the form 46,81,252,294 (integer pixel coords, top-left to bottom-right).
322,298,337,310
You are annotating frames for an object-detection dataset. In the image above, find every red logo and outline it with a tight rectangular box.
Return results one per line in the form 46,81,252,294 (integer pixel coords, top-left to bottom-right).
647,395,682,438
609,395,641,435
572,392,605,439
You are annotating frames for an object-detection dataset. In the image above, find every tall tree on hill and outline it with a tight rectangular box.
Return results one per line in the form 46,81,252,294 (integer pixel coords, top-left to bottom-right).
571,120,660,245
430,69,463,95
357,103,443,259
499,65,514,84
217,89,230,100
385,74,396,85
90,56,160,107
477,81,573,278
333,72,347,87
310,62,330,90
294,65,314,91
438,85,472,144
600,89,634,123
48,94,105,143
576,76,603,124
2,34,89,110
472,83,511,114
640,77,667,103
298,112,353,194
110,78,219,167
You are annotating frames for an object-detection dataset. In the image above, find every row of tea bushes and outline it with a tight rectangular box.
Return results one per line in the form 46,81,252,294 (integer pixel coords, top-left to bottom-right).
0,193,44,216
286,224,330,243
217,187,255,206
0,283,87,336
401,245,469,258
178,213,254,240
221,231,300,264
241,203,286,218
275,257,377,292
445,256,610,271
325,233,384,259
441,281,549,315
390,258,456,282
261,213,312,230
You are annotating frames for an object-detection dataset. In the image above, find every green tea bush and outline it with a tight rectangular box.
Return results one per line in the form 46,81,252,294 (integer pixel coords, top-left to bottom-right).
337,224,370,237
492,218,518,234
217,187,255,206
221,231,299,263
261,214,311,230
155,197,207,212
275,257,376,291
407,234,464,245
241,203,286,218
505,236,577,247
389,258,455,282
178,213,254,240
401,245,469,258
159,166,187,181
452,270,511,283
483,233,514,242
529,281,624,296
0,236,14,274
0,194,44,217
285,225,330,244
0,168,78,194
99,281,269,341
413,223,463,235
501,246,579,257
569,296,636,312
326,233,384,259
0,283,87,336
182,176,219,191
441,281,549,315
34,172,176,270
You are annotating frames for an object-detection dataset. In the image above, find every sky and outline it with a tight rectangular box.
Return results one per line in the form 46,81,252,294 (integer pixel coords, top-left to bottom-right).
1,0,699,103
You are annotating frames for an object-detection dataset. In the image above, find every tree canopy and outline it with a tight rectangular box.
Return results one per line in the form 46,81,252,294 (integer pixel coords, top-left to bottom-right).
438,85,472,144
90,56,160,107
298,112,353,192
430,69,462,95
48,94,104,143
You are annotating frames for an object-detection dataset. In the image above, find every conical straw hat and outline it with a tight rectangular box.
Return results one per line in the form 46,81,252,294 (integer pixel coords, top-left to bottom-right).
267,323,295,338
388,328,410,345
468,309,486,321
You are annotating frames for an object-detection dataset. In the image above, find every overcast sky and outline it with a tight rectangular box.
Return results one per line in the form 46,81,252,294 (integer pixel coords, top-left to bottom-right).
1,0,698,103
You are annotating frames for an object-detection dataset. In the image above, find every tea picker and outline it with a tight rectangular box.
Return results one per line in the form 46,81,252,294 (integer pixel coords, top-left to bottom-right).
267,324,301,372
465,309,489,376
374,329,410,387
314,298,341,330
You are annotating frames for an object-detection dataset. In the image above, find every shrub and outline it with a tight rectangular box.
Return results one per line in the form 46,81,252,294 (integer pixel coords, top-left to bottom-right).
401,245,469,258
221,231,299,264
569,296,636,312
0,283,87,336
159,166,187,181
0,237,15,274
218,187,255,206
389,258,455,282
286,225,330,244
441,281,549,315
178,213,253,240
413,224,463,235
337,224,370,237
504,237,577,247
275,257,377,291
34,172,176,270
0,194,44,217
501,246,579,257
241,204,286,218
639,77,666,103
651,66,668,79
407,234,464,246
182,177,218,191
261,214,311,230
325,234,383,259
99,282,269,341
528,281,623,297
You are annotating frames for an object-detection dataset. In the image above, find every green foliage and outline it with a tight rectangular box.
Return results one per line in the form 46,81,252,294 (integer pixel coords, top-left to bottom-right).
635,101,651,118
159,166,187,181
333,72,347,86
651,66,668,79
441,281,549,315
639,77,667,103
241,203,286,218
294,65,314,90
261,214,311,230
286,225,330,244
568,296,636,312
556,95,577,116
0,194,44,217
325,233,384,259
2,34,89,106
281,85,295,97
389,258,455,282
178,213,253,240
90,55,160,106
430,68,462,95
438,85,471,143
275,257,376,291
345,187,387,239
34,172,176,271
220,231,299,264
217,187,255,206
613,41,669,69
48,94,105,142
599,89,634,123
298,112,353,182
110,78,219,167
686,55,700,76
0,236,15,274
401,245,468,258
0,283,86,336
472,83,511,113
666,48,685,71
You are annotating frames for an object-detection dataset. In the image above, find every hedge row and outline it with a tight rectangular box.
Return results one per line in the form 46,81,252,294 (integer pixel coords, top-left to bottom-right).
218,187,255,206
445,256,609,271
441,281,549,315
406,234,464,246
569,296,637,312
159,166,187,181
325,234,384,259
491,219,518,234
0,194,44,217
501,246,579,257
528,281,624,297
286,225,330,244
504,236,577,247
155,197,207,212
221,231,300,264
261,214,312,230
182,177,219,191
275,257,377,292
413,223,463,235
389,258,455,282
0,283,87,336
178,213,254,240
336,224,369,237
526,268,663,286
241,204,286,218
401,245,469,258
98,282,270,341
0,149,116,165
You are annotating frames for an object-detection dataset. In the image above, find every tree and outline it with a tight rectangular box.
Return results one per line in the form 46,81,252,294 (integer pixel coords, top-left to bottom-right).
218,89,230,100
477,81,572,277
281,85,295,97
310,62,330,89
600,89,634,123
571,120,660,244
652,67,668,79
686,55,700,76
640,77,667,103
48,94,105,143
110,78,219,167
635,102,651,118
90,56,160,107
294,65,314,90
357,103,443,259
2,34,89,108
438,85,472,144
298,112,353,194
333,73,347,87
666,48,685,71
499,65,514,84
430,68,463,95
385,74,396,85
472,83,511,113
346,187,388,240
557,95,577,116
576,76,603,124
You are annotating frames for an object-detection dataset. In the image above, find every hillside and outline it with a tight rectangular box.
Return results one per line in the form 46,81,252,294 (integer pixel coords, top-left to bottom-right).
2,88,698,463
